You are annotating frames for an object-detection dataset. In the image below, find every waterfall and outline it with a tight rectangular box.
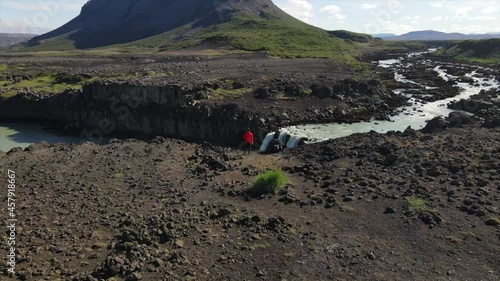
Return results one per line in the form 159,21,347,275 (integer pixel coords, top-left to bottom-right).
278,131,288,145
259,133,275,151
286,136,300,148
260,131,303,151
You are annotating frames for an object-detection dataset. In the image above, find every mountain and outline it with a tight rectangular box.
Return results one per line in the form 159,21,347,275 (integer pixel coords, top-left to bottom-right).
383,30,500,41
22,0,360,60
0,33,37,48
371,33,396,38
433,38,500,64
30,0,288,49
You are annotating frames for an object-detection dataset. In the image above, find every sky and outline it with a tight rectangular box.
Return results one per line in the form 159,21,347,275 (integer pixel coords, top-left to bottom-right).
0,0,499,35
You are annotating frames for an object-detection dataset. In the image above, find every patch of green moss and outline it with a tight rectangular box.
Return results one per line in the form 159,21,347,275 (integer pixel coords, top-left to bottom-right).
0,73,88,99
406,196,429,214
208,87,251,99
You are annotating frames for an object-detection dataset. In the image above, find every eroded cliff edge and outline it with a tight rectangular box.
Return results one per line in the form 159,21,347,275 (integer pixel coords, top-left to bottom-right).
0,77,400,147
0,82,272,146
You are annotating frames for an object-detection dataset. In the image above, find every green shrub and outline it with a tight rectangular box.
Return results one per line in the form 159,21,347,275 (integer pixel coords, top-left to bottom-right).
406,196,429,214
247,169,288,196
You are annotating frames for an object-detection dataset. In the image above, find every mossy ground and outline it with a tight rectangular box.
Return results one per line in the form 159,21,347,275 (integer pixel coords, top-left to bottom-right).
10,12,401,73
432,39,500,65
0,65,88,100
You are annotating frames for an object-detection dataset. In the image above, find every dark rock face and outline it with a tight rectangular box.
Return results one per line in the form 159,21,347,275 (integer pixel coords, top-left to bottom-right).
311,85,332,98
28,0,284,48
447,88,500,128
446,111,472,127
0,83,272,147
448,99,495,113
422,117,449,133
311,79,387,100
483,116,500,128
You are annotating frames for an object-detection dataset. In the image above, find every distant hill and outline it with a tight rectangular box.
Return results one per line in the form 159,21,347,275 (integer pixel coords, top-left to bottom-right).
0,33,37,48
20,0,365,62
327,30,374,43
433,39,500,64
383,30,500,41
371,33,396,38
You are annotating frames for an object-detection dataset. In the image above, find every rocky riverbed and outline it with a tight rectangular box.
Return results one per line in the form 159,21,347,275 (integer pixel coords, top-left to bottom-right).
1,121,499,280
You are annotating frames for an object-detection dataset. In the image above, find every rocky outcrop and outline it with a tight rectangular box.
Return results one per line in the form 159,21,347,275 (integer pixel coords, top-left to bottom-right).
0,83,273,146
311,79,388,100
448,99,495,113
422,117,448,133
446,111,472,127
448,88,500,128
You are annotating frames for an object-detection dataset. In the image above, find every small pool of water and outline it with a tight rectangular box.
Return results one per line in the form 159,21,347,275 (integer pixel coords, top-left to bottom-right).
0,123,103,152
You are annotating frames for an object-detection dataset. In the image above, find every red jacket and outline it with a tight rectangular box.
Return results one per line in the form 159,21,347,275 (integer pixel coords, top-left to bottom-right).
243,131,254,144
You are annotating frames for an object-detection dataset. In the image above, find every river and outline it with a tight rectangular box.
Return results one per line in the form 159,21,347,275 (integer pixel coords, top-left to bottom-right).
260,52,499,150
0,51,498,153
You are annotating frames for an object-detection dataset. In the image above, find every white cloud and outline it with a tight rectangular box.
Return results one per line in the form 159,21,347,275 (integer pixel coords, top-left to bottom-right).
480,7,499,15
282,0,314,23
320,4,346,24
361,3,377,10
431,2,444,8
432,16,443,21
328,13,347,24
0,18,51,34
336,14,347,20
450,24,490,34
320,5,341,15
454,7,473,19
363,21,413,35
467,15,497,21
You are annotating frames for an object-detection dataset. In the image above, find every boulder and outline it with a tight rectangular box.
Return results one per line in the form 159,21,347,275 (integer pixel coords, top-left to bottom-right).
446,111,472,127
402,126,417,137
254,87,270,99
265,139,283,154
422,117,449,133
311,85,332,98
232,81,245,89
284,83,304,96
7,147,23,154
482,116,500,128
202,155,229,171
24,141,50,151
448,99,495,113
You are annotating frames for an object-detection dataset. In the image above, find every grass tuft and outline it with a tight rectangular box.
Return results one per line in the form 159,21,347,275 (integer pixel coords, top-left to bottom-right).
406,196,430,214
247,169,288,196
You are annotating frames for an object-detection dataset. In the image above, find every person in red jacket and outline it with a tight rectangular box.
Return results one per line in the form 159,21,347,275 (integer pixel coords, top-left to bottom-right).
243,128,254,155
